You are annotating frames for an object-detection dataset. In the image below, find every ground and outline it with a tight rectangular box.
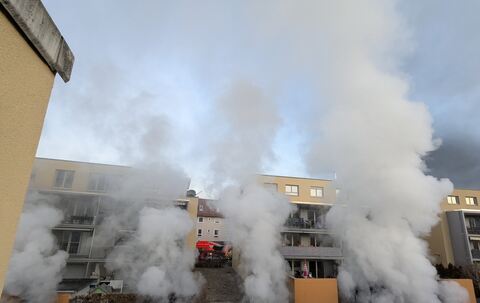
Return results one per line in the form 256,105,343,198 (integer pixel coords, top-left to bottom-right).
196,267,243,303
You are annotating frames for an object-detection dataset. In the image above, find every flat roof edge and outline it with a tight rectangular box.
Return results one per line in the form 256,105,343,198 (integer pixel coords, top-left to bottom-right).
1,0,74,82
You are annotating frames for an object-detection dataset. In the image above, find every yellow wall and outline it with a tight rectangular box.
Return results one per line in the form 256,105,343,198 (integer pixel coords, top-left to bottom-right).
186,197,199,249
0,11,55,296
259,175,336,205
445,279,476,303
428,213,455,266
290,278,338,303
56,293,71,303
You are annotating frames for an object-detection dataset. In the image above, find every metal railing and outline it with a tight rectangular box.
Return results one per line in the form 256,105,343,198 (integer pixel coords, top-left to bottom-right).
285,217,326,229
467,226,480,234
62,215,95,225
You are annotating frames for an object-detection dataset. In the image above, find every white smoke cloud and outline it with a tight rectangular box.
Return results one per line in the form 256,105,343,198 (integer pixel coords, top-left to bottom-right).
92,116,203,300
108,206,202,301
295,1,469,302
208,80,293,302
4,199,68,303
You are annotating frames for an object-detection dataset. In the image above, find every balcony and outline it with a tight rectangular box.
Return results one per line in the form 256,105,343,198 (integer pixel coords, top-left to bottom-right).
467,226,480,235
284,217,326,231
62,215,95,225
90,246,113,259
279,246,342,259
471,249,480,259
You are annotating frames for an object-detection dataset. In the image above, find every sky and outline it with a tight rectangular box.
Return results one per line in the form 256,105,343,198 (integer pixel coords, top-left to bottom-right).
38,0,480,190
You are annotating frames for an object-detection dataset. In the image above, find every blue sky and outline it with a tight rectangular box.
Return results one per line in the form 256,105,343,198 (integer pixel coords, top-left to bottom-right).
38,0,480,190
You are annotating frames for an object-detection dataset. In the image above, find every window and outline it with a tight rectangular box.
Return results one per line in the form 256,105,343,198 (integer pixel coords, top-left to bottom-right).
264,183,278,192
54,169,75,188
310,187,324,197
199,205,204,211
214,219,220,224
88,173,107,192
197,229,202,237
58,197,96,225
58,231,81,254
466,197,478,206
285,185,299,196
447,195,459,205
214,230,219,237
198,217,204,223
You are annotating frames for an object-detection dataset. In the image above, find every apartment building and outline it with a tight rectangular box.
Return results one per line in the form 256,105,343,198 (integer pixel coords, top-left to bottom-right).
196,199,227,242
428,189,480,267
25,158,198,292
259,175,342,278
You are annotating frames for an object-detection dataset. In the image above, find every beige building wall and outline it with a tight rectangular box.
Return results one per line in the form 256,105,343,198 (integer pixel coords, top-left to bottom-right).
0,11,56,296
186,197,199,249
31,158,130,193
196,216,226,242
31,158,198,250
258,175,336,205
427,189,480,266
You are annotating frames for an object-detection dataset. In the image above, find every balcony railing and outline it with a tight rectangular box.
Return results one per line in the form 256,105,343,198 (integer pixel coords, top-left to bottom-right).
472,249,480,259
279,246,342,259
62,215,95,225
467,226,480,234
90,246,113,259
285,217,326,230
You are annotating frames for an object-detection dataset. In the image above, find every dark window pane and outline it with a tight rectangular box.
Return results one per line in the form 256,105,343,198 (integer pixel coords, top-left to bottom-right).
69,243,79,254
54,170,65,187
71,231,81,242
64,171,74,188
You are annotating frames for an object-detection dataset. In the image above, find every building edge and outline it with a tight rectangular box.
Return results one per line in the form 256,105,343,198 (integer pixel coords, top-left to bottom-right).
0,0,74,82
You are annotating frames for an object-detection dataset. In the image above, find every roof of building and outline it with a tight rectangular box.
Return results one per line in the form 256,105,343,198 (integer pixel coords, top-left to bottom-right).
198,198,223,218
36,157,131,168
259,174,333,182
0,0,74,82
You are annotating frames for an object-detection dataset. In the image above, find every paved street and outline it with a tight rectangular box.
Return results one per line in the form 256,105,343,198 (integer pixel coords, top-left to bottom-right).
196,267,243,303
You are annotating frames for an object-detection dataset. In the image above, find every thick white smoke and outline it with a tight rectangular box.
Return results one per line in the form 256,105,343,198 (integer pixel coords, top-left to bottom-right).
93,116,203,300
108,206,201,301
209,80,293,302
4,200,68,303
298,1,470,302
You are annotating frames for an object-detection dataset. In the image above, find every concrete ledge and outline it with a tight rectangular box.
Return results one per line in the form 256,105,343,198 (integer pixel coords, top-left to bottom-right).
0,0,74,82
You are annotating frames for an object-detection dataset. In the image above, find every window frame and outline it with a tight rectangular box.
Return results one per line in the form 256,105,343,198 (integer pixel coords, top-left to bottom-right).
264,183,278,192
466,197,478,206
285,184,299,196
447,195,459,205
58,230,82,254
197,229,202,237
53,169,75,189
88,173,108,192
198,217,204,223
310,186,324,198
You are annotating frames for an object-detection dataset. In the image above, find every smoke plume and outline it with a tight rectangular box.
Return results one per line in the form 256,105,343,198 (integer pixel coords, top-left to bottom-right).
92,116,203,300
107,205,201,301
4,197,68,303
300,1,469,302
209,80,293,302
